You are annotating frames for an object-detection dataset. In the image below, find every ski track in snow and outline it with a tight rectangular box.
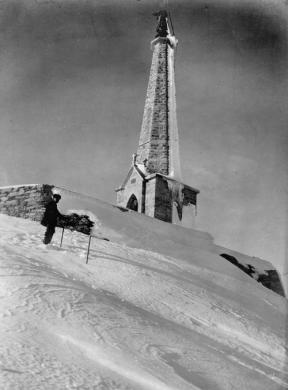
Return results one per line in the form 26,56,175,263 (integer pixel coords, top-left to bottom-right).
0,215,287,390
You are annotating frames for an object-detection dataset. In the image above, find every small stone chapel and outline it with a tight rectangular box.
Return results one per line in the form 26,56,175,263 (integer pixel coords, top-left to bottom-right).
116,10,199,227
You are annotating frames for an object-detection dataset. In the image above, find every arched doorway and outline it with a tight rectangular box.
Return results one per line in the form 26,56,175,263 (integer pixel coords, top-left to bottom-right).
127,194,138,212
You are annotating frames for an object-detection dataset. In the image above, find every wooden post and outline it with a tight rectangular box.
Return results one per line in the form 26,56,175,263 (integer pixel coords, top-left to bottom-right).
60,227,64,248
86,235,92,264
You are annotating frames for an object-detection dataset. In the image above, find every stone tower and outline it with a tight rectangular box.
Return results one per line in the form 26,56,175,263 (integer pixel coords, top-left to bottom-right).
116,11,199,227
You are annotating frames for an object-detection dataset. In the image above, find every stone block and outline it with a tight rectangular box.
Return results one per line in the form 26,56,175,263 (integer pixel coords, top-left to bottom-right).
5,200,18,206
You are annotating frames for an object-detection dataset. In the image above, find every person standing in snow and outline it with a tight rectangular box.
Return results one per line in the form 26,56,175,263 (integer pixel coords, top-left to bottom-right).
41,194,63,245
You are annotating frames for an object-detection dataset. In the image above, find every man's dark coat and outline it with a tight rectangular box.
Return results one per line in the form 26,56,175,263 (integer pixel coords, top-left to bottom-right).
41,201,62,227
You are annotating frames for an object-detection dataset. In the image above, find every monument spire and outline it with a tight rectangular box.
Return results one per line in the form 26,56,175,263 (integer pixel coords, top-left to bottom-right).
116,12,199,226
136,9,182,180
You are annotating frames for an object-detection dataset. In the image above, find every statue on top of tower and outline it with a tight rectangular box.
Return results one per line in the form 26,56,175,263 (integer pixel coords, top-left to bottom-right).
153,10,168,38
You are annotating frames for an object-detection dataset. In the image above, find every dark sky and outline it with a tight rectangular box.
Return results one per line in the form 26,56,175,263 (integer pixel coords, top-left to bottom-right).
0,0,287,278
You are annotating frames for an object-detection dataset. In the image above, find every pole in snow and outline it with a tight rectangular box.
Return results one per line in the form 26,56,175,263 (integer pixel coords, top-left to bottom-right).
86,235,92,264
60,227,64,248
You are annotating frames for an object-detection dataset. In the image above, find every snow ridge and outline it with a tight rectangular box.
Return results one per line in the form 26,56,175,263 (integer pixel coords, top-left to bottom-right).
0,214,287,390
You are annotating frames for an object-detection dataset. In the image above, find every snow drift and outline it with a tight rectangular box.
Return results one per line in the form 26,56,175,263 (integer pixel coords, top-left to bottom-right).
0,208,287,389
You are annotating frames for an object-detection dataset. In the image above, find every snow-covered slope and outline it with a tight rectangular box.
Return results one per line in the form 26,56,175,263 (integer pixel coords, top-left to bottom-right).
0,213,287,390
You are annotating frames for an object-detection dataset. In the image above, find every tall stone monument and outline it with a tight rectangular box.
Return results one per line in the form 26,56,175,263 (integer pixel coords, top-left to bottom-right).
116,11,199,227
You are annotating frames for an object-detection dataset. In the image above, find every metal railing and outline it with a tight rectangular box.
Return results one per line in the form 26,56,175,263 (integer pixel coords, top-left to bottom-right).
58,227,109,264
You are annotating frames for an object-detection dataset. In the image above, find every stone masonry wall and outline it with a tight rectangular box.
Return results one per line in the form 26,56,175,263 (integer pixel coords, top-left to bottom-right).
0,184,53,222
154,176,172,222
0,184,94,235
136,38,169,175
144,178,157,218
144,176,172,222
145,175,198,225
